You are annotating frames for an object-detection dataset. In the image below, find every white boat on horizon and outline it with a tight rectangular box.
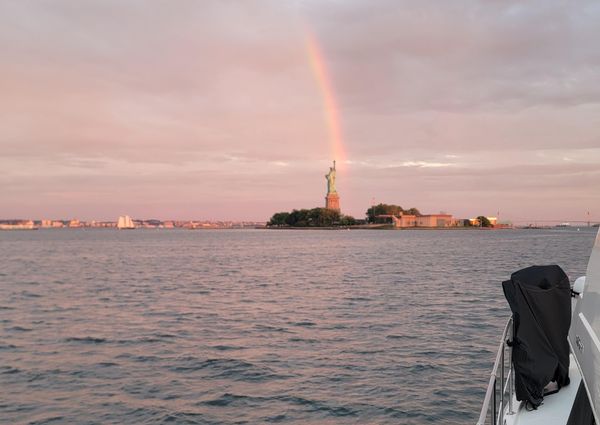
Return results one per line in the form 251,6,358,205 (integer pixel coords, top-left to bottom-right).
116,215,135,230
477,228,599,424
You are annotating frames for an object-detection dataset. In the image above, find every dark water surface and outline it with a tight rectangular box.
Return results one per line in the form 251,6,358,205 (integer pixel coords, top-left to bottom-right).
1,228,596,424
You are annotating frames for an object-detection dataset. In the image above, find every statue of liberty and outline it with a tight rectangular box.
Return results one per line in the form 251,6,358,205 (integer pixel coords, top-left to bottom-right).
325,160,337,194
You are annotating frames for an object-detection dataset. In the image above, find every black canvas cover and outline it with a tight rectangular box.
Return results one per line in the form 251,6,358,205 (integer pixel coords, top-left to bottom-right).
502,265,571,408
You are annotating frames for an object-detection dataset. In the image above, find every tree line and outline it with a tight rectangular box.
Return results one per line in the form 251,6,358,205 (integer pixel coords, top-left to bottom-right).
269,203,495,228
268,208,357,227
365,203,421,223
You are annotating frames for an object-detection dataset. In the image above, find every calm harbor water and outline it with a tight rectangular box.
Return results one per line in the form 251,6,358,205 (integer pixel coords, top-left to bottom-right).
0,228,597,424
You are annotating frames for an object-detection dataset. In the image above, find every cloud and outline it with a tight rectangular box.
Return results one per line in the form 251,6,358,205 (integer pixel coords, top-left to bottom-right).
305,0,600,113
0,0,599,220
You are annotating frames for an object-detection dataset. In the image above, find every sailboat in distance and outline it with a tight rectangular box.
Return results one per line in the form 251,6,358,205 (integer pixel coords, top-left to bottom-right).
116,215,135,230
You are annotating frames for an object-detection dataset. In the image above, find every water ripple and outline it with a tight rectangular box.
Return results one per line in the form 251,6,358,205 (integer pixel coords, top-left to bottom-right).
0,228,595,424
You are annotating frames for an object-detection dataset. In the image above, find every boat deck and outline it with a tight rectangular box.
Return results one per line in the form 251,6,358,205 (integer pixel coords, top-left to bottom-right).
504,355,582,425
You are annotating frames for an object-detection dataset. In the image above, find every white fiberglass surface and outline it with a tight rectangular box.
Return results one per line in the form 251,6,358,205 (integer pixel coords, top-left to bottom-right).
569,228,600,422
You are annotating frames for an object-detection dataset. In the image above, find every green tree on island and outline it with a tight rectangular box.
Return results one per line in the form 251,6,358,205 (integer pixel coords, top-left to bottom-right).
404,207,422,216
477,216,492,227
285,209,311,227
268,208,356,227
339,215,356,226
366,203,421,223
268,212,290,226
308,208,340,227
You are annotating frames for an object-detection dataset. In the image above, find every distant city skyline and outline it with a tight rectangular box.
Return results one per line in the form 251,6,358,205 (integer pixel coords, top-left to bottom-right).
1,1,599,222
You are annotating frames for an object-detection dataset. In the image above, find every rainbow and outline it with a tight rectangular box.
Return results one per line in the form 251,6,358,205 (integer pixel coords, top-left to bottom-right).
305,32,346,167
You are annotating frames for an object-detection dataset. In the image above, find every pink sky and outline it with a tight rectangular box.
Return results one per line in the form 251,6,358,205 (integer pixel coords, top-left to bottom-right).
1,1,599,222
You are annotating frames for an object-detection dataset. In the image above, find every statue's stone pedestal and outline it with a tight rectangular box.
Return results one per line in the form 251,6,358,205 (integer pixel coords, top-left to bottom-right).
325,193,340,212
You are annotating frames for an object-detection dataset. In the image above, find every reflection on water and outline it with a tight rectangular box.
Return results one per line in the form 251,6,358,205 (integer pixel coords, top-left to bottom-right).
0,228,596,424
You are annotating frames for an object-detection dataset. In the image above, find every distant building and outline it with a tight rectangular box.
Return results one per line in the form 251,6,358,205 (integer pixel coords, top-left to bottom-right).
375,212,455,228
416,214,454,228
0,220,37,230
396,214,417,227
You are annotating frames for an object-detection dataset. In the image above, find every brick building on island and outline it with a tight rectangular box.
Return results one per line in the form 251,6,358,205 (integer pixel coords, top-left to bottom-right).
376,212,455,228
375,213,505,228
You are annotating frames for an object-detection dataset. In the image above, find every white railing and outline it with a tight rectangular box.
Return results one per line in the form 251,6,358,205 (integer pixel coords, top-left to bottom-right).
476,317,516,425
